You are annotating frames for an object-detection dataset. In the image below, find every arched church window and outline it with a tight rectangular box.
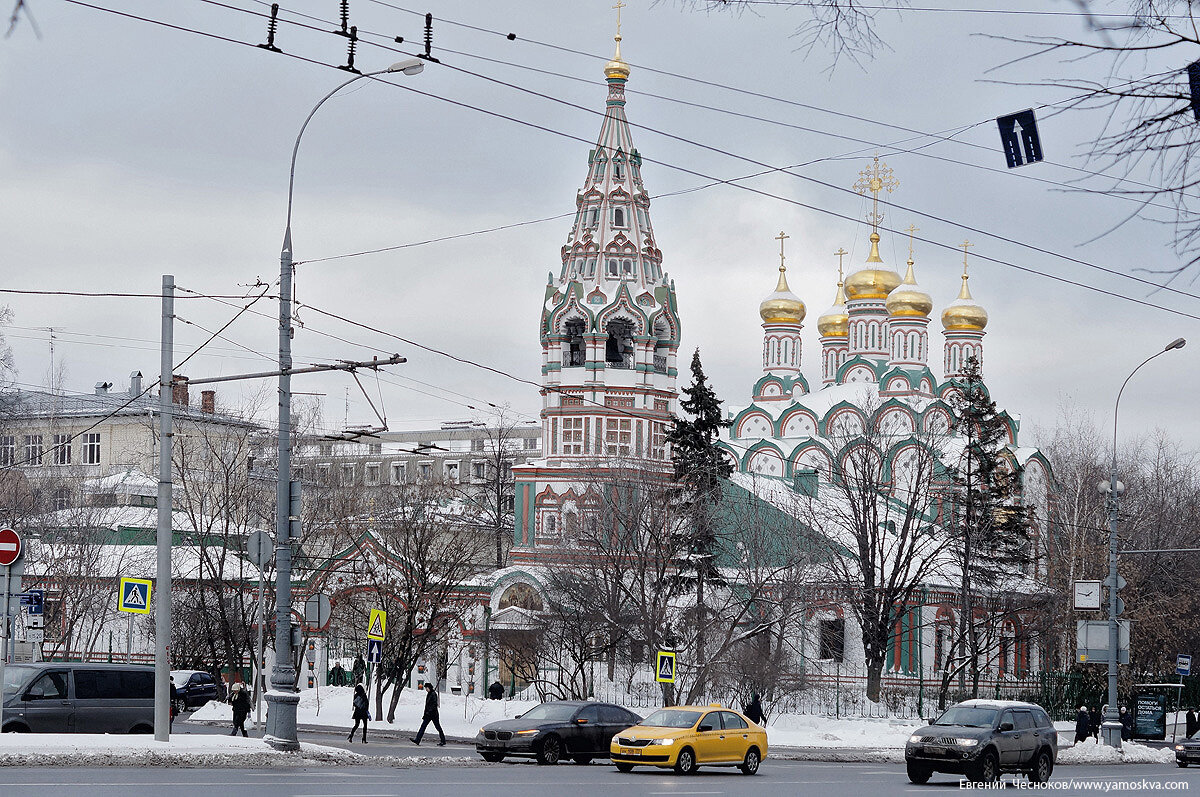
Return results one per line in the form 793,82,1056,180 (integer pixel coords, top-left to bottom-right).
613,207,626,228
546,514,557,537
614,161,624,180
586,256,597,277
588,206,600,227
622,258,634,276
593,159,606,181
565,319,585,367
606,319,634,369
607,258,619,277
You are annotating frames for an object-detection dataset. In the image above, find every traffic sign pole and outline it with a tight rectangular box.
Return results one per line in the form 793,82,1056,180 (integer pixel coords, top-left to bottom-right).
1,561,9,734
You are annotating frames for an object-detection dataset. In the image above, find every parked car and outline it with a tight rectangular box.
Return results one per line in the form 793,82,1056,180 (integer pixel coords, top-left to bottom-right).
170,669,220,712
1,662,155,733
905,699,1058,784
610,704,768,775
475,701,641,764
1175,728,1200,767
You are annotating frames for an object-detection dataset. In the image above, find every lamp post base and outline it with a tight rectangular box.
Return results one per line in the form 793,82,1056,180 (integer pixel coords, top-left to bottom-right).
263,690,301,751
1101,720,1123,749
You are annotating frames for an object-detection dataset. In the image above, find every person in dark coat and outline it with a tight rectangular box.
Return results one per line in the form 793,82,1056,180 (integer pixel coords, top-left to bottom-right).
169,677,178,729
230,682,252,737
330,662,346,687
488,681,504,700
744,693,765,725
352,655,366,685
1119,705,1133,741
410,682,446,746
1090,706,1102,740
1187,708,1199,739
1074,706,1090,744
349,684,369,743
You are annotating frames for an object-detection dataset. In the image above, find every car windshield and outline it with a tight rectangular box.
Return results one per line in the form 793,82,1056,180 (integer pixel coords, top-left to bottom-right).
639,709,703,729
2,665,36,695
933,707,998,728
518,703,579,722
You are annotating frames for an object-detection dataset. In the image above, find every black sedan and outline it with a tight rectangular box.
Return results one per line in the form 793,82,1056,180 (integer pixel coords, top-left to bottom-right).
476,701,642,765
1176,729,1200,767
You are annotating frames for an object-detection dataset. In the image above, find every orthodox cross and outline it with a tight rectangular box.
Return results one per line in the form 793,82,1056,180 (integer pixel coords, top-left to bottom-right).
905,224,919,261
834,247,848,281
613,0,626,37
852,155,899,233
960,239,973,273
775,230,789,271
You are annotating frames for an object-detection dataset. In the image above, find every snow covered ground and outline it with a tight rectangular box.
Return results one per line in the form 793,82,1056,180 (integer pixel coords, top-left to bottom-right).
0,732,362,767
192,688,1178,765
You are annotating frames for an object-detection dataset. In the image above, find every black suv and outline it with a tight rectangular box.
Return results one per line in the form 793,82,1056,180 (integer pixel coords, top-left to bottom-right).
170,670,220,712
905,699,1058,784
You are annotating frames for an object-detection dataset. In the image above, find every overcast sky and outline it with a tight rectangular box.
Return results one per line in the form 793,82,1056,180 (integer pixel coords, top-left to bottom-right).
2,0,1197,456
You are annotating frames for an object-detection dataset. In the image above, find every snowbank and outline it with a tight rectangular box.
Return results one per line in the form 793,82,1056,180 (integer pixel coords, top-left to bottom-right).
760,713,920,749
1058,741,1176,765
0,732,361,768
192,685,541,740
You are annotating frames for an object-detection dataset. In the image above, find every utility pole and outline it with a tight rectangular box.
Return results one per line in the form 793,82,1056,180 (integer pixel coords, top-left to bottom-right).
155,275,175,742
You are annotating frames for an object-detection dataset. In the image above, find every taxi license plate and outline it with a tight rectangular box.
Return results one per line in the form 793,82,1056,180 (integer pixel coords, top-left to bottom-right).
621,748,642,756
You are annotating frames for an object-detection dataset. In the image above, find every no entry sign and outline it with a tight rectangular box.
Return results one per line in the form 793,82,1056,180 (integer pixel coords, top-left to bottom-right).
0,528,21,567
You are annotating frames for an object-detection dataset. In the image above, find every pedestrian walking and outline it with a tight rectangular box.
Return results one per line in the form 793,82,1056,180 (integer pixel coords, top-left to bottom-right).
1187,708,1199,739
169,677,178,729
230,682,251,737
1074,706,1090,744
410,682,446,746
350,684,369,743
1119,705,1133,741
1090,706,1102,740
744,693,764,725
488,680,504,700
330,661,346,687
352,655,366,685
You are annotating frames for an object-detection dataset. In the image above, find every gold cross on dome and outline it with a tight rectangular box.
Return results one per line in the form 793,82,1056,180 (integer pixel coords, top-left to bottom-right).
905,224,919,261
775,231,789,270
960,239,973,272
613,0,626,37
834,247,848,280
852,154,899,233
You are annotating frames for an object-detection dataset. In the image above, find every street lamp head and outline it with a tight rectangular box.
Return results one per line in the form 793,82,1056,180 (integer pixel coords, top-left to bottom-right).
387,58,425,76
1165,337,1187,351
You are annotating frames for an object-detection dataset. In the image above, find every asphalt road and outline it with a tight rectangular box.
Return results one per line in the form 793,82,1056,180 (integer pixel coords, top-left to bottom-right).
175,717,473,759
9,759,1200,797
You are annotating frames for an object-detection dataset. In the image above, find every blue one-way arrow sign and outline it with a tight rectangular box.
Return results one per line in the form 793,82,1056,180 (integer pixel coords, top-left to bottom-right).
367,639,383,664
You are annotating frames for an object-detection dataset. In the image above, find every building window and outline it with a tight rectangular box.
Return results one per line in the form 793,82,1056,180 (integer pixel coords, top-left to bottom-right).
368,443,382,455
588,206,600,227
23,435,43,466
564,319,585,367
501,460,513,480
612,207,625,228
419,463,432,482
316,463,331,483
365,463,381,485
585,256,597,277
472,461,487,480
651,422,667,460
53,434,72,465
52,487,71,511
341,464,355,485
0,436,14,466
607,258,619,277
613,161,624,181
623,258,634,276
818,618,845,663
82,433,101,465
391,462,406,484
471,437,484,452
525,437,537,450
444,461,459,483
562,417,584,455
605,418,632,456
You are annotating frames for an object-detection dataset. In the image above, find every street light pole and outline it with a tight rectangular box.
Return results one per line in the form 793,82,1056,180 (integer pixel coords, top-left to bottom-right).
1101,336,1186,749
263,58,424,751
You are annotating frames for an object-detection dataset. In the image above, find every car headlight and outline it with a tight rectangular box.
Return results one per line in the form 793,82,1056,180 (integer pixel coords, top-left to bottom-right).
649,738,675,746
956,738,979,747
515,729,539,736
909,734,922,744
1176,745,1185,751
479,727,487,735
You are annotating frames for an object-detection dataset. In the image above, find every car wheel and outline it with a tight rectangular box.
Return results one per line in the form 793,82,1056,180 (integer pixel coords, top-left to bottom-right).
480,752,505,763
615,762,635,773
1028,749,1053,784
1178,761,1189,768
674,746,697,775
130,724,153,734
2,723,29,733
906,762,932,784
972,750,999,783
572,756,592,765
536,735,562,765
739,747,761,775
172,699,186,716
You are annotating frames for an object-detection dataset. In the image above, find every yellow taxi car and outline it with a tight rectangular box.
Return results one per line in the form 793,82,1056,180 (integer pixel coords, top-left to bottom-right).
610,704,767,775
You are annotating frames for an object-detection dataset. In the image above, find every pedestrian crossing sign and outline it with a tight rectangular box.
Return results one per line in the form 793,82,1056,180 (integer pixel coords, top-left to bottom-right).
655,650,676,683
118,577,153,614
367,608,387,641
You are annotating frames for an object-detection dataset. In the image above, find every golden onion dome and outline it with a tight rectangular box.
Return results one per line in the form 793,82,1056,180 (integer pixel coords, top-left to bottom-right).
604,35,631,80
941,272,989,331
817,279,849,337
886,258,933,318
759,265,806,324
843,233,902,300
